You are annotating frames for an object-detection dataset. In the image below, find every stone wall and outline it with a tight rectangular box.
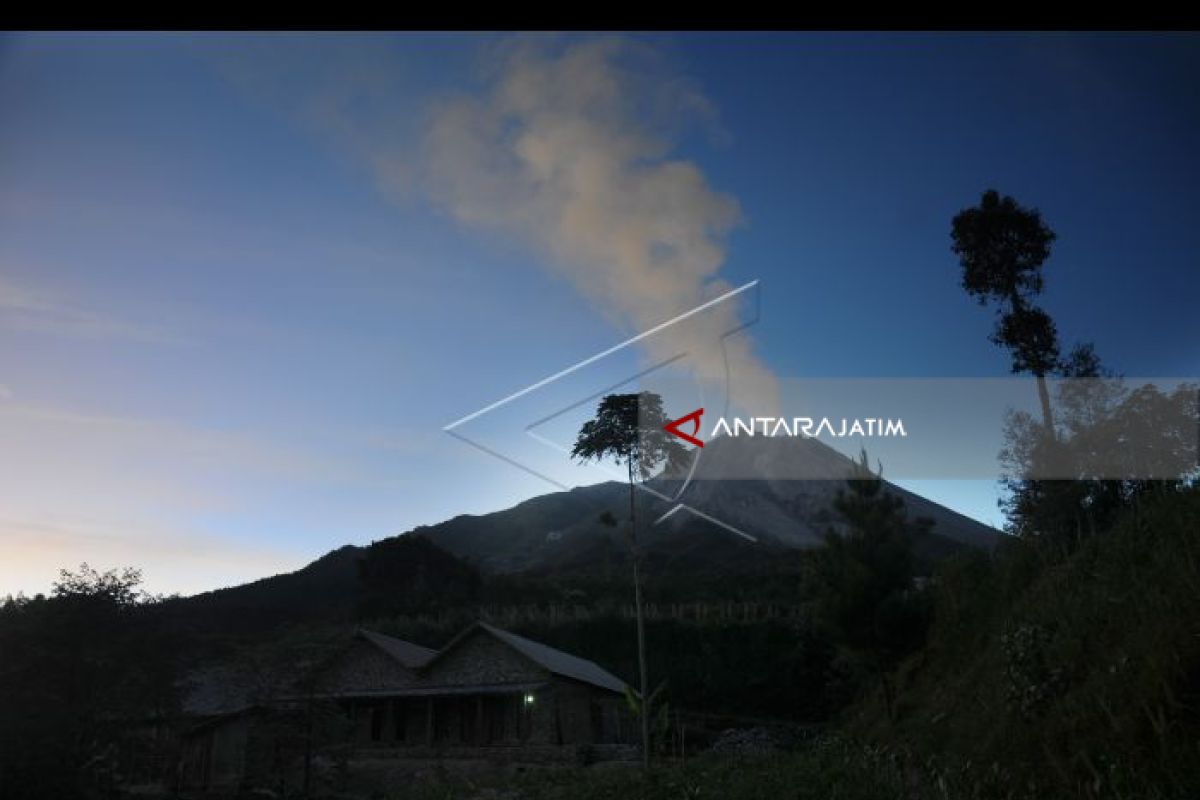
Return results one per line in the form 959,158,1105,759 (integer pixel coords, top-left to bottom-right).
322,639,421,694
424,630,548,687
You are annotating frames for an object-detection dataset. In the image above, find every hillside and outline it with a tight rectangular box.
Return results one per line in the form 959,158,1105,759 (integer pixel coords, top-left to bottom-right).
847,486,1200,797
415,435,999,574
163,436,998,640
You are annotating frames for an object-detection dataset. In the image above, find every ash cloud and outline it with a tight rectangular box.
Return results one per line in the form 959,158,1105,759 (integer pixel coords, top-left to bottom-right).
424,37,780,414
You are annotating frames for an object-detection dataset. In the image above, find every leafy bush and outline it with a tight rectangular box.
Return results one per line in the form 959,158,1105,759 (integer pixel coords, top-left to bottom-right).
850,486,1200,799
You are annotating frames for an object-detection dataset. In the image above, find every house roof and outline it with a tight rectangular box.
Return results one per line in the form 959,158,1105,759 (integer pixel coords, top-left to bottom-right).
371,622,627,694
184,622,626,719
179,665,259,716
472,621,627,694
357,628,438,670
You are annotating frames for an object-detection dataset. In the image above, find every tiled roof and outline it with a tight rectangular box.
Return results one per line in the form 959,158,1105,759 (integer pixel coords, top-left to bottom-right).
184,622,627,718
475,622,627,693
357,628,438,669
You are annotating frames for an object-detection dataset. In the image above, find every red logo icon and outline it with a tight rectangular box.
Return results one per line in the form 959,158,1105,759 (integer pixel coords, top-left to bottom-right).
664,408,705,448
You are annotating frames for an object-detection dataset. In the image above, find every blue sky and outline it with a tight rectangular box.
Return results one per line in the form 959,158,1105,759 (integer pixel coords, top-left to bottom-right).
1,33,1197,596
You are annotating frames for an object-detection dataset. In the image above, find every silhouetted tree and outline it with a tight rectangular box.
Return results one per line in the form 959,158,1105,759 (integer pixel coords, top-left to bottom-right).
808,452,930,720
571,392,684,768
1001,335,1198,546
1000,343,1116,543
951,189,1061,434
0,565,178,800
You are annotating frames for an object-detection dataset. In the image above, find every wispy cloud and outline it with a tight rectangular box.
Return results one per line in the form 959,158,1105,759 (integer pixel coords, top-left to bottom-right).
0,402,381,491
0,274,181,344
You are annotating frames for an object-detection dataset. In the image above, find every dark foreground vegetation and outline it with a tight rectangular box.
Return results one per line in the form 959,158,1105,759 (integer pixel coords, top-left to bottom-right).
3,481,1196,799
403,736,910,800
396,483,1198,800
853,485,1200,799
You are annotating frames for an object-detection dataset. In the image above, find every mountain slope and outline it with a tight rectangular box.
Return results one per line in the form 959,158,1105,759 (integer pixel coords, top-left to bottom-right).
167,435,1000,634
418,435,1000,573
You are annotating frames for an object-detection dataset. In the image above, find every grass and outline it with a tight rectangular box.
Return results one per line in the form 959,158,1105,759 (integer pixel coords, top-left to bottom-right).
398,736,906,800
849,487,1200,799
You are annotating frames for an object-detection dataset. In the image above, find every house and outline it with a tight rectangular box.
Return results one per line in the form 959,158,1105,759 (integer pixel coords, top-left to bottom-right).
327,623,631,752
178,622,635,794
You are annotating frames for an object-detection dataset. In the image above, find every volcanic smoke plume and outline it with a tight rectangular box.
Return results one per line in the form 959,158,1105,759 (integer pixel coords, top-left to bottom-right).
424,37,780,414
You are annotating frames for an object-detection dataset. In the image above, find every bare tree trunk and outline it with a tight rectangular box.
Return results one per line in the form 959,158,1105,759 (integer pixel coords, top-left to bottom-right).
877,654,896,722
633,544,650,769
628,461,651,771
1035,372,1055,435
1005,290,1056,438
